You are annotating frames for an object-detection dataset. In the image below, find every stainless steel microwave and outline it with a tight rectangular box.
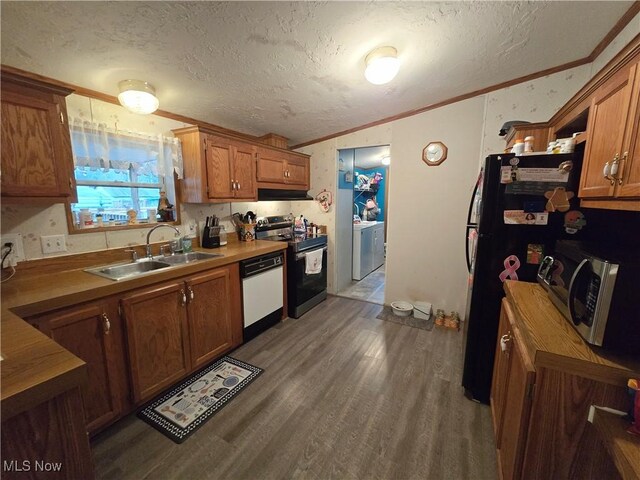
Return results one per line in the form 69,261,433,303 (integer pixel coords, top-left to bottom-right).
537,240,639,353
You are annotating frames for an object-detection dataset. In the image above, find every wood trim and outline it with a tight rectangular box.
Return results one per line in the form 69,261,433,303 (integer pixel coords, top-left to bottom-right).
588,2,640,61
291,9,640,151
174,125,310,158
549,33,640,127
580,198,640,211
290,56,591,149
0,64,260,142
504,122,550,145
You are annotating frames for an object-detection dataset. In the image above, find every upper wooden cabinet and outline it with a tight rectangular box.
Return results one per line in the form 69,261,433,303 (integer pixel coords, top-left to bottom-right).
27,297,129,434
505,122,551,152
174,125,310,202
256,148,309,188
203,136,256,201
580,61,638,200
1,71,77,202
176,127,257,203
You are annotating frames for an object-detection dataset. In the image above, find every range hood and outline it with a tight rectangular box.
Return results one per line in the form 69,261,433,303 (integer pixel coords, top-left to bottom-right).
257,188,313,201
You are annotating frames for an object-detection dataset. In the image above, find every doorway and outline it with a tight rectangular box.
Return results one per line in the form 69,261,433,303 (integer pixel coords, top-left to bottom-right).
335,145,390,305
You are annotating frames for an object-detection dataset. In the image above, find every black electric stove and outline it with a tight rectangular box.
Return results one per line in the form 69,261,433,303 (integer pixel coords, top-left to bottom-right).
255,215,328,318
255,215,328,252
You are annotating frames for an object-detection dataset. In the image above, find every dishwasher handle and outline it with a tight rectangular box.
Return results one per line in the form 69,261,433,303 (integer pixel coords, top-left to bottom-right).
240,252,284,278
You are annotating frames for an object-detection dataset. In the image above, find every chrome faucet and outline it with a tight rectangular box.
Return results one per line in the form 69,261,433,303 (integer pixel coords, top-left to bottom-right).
146,224,181,258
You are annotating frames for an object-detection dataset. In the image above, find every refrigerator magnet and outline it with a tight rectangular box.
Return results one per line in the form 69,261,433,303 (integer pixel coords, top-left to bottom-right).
499,255,520,282
564,210,586,234
544,187,574,212
500,166,513,184
504,210,548,225
526,244,544,264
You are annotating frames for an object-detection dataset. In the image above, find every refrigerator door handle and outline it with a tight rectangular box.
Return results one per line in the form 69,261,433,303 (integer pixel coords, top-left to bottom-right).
466,227,472,273
466,177,480,225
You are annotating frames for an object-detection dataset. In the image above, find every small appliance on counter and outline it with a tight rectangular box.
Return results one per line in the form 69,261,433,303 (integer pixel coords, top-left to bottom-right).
537,240,640,353
201,216,227,248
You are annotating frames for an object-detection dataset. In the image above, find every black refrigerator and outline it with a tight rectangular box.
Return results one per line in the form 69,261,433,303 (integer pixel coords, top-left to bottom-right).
462,151,587,404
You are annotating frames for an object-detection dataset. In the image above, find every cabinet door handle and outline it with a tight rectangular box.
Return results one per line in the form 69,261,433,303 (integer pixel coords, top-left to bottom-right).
603,160,615,186
500,333,512,353
187,286,194,302
180,289,187,306
231,180,236,190
613,152,626,185
102,313,111,335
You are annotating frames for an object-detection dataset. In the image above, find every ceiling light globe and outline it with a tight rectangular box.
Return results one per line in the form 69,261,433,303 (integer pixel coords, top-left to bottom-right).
117,80,159,114
365,46,399,85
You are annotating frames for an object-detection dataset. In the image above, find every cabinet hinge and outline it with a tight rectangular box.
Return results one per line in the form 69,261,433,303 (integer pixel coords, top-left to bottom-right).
526,383,535,399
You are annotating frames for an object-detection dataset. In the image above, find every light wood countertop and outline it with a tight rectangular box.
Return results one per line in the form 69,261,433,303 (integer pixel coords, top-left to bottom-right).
1,240,287,420
504,280,640,387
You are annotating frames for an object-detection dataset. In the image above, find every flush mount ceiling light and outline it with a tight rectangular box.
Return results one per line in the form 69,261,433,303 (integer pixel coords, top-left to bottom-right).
381,155,391,165
364,46,400,85
117,79,159,114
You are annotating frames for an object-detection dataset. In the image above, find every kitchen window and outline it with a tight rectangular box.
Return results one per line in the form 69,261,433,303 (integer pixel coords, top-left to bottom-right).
68,119,182,233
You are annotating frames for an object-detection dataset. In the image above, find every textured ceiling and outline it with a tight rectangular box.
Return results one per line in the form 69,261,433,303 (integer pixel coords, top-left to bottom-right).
1,1,632,145
355,145,391,170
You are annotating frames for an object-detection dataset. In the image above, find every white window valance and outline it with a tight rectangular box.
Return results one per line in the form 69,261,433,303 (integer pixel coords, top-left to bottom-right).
69,118,183,179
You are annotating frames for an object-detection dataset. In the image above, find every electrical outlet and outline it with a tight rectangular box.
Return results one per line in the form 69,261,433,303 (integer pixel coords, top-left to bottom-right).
1,233,25,267
187,221,197,236
41,234,67,254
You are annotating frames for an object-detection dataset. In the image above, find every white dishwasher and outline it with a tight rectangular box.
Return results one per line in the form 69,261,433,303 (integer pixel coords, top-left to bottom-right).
240,251,284,341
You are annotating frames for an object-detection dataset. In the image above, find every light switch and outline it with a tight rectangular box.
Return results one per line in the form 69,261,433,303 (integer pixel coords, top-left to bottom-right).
41,234,67,254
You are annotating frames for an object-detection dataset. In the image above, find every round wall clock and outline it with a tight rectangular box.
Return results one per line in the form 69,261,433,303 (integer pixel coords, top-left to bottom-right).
422,141,448,166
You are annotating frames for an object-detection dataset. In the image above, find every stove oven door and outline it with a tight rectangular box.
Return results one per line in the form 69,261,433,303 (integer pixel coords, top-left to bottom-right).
288,246,328,317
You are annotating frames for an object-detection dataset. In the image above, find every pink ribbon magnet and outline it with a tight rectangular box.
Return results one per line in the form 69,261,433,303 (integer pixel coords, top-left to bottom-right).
499,255,521,282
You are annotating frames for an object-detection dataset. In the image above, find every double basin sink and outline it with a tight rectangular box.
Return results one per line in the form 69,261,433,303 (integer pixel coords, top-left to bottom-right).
85,252,223,281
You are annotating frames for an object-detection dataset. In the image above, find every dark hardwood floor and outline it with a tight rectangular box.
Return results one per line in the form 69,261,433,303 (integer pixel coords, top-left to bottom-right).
92,296,497,480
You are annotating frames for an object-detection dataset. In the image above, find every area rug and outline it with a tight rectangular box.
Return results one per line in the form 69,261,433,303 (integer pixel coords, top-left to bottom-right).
138,356,263,443
376,307,434,331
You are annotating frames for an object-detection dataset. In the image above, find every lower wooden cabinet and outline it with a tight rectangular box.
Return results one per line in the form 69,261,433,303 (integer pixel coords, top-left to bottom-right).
27,262,248,433
28,298,129,434
186,264,242,369
491,300,535,480
121,264,243,403
121,281,191,403
491,293,631,480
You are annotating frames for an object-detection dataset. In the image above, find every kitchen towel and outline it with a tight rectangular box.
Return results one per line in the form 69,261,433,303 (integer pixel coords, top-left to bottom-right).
305,249,323,275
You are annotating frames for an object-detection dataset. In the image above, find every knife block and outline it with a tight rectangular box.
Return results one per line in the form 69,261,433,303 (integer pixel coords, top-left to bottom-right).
201,225,221,248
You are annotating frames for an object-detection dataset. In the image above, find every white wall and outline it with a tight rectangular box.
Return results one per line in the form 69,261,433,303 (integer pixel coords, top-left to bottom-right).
385,96,485,315
0,95,291,260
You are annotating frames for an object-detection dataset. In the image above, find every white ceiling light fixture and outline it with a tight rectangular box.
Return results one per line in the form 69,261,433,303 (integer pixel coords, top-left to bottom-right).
381,155,391,165
117,79,159,114
364,46,400,85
